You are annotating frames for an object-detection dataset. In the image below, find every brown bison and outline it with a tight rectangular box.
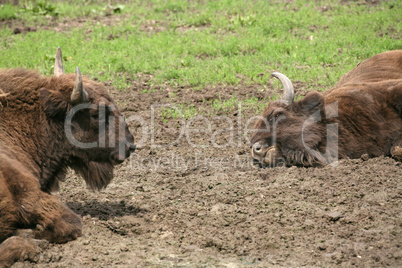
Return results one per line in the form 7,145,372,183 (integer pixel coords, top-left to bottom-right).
0,48,136,266
251,50,402,167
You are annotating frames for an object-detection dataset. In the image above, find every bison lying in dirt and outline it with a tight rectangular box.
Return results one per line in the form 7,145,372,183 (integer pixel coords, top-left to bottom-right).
0,48,135,266
251,50,402,167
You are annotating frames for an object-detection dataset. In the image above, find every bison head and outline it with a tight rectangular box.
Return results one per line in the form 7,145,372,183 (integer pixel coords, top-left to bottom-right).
250,73,335,167
40,47,136,190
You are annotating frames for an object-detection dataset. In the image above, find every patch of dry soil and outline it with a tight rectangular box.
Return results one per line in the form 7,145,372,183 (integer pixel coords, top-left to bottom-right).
11,82,402,267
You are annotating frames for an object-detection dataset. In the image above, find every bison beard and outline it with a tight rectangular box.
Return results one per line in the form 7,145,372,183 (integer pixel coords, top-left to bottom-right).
0,47,135,266
74,161,114,191
251,50,402,167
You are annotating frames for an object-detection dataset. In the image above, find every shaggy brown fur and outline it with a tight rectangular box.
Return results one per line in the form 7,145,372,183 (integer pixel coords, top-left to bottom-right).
0,236,41,266
0,67,135,265
251,50,402,167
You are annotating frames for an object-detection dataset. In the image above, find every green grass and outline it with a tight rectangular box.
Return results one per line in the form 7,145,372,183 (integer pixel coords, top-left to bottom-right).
160,93,279,122
161,104,198,122
0,4,18,20
0,0,401,94
210,95,269,114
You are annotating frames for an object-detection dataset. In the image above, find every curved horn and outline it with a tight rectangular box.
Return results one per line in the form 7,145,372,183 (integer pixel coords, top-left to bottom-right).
271,72,295,105
54,47,64,77
71,67,88,104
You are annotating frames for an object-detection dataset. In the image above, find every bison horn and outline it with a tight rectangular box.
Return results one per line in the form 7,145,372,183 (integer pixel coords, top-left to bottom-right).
54,47,64,77
71,67,88,104
271,72,295,105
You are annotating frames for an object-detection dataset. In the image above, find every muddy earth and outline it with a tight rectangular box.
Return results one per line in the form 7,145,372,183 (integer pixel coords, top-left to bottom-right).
7,76,401,267
2,7,401,267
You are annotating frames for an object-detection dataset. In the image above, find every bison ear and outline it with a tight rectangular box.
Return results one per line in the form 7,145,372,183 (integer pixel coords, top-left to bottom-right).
297,91,324,114
0,92,9,107
40,88,71,117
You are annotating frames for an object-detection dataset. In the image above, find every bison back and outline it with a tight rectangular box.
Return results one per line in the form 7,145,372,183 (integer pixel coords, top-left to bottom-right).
331,50,402,91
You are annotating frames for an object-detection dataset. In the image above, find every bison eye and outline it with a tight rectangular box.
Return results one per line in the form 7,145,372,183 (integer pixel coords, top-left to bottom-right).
90,112,106,122
90,113,98,120
90,111,100,121
90,106,111,122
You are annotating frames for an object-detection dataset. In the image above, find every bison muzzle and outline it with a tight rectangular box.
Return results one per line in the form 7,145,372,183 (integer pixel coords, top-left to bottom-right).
251,50,402,167
0,47,136,266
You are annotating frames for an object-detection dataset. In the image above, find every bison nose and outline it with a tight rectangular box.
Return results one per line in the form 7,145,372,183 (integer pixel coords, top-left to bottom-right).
252,141,266,159
126,132,134,144
129,144,136,153
253,142,263,153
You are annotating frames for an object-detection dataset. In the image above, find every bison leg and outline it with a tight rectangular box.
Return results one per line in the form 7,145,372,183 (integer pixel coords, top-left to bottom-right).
0,177,19,242
0,236,43,267
30,191,82,243
0,163,82,245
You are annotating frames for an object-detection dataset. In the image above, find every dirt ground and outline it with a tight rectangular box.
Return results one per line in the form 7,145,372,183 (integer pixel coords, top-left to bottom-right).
3,9,401,268
9,78,402,267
